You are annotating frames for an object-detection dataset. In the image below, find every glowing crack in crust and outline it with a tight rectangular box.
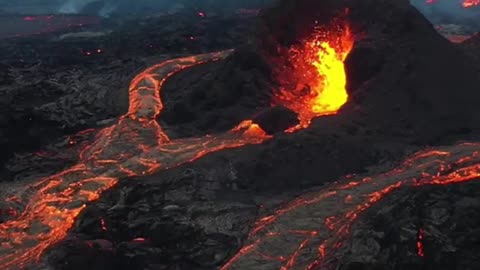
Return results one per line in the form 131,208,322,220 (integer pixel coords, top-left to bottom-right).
220,143,480,270
0,50,270,269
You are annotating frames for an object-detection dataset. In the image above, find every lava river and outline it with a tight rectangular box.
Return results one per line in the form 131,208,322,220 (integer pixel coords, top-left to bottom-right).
0,50,270,269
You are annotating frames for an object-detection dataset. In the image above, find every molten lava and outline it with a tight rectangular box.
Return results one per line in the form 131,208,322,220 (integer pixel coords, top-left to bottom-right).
275,22,353,130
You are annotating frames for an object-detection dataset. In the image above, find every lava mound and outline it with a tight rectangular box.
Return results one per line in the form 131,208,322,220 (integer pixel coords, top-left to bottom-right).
155,0,480,191
162,0,480,143
254,0,480,142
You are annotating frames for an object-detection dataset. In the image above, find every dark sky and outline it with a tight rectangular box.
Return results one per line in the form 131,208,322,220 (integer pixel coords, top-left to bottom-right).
0,0,478,29
0,0,276,15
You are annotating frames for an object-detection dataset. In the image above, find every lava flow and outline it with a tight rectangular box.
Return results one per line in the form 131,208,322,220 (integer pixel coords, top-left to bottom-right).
3,13,478,270
220,143,480,270
0,50,270,270
426,0,480,8
462,0,480,8
275,21,353,130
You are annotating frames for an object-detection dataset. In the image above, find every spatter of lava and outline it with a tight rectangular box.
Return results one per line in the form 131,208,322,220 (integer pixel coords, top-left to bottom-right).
275,20,354,131
220,143,480,270
0,50,270,270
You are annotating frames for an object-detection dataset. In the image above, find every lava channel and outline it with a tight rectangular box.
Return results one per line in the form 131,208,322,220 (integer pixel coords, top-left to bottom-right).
220,143,480,270
0,50,272,270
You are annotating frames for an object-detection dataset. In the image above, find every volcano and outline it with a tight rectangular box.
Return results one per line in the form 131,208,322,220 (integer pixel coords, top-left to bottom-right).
1,0,480,270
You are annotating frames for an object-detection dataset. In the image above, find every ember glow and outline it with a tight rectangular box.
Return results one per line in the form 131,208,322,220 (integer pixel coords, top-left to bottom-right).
417,228,425,257
220,143,480,269
275,22,354,130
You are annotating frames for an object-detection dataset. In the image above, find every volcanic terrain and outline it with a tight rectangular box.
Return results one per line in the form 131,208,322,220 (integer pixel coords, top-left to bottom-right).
1,0,480,270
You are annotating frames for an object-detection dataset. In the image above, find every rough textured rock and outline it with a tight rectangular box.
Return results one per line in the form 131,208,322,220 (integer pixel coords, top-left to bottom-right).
340,181,480,270
252,105,299,134
462,33,480,72
0,13,256,168
46,164,260,270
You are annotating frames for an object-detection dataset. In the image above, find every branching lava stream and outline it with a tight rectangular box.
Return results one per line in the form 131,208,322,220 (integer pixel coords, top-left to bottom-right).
220,143,480,270
0,50,270,269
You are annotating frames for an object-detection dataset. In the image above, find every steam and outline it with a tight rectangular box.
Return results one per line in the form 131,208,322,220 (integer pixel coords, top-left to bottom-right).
99,2,117,18
410,0,480,29
58,0,98,14
3,0,276,17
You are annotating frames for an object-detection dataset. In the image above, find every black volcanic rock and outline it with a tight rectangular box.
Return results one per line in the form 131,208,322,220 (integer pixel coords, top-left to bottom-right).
252,105,299,134
340,181,480,270
462,33,480,72
160,48,272,138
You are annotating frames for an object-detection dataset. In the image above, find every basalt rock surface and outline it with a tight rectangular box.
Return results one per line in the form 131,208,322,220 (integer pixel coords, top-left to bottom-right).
339,181,480,270
462,33,480,72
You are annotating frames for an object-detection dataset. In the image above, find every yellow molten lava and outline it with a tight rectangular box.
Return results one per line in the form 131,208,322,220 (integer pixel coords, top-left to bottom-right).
276,24,354,130
311,40,350,114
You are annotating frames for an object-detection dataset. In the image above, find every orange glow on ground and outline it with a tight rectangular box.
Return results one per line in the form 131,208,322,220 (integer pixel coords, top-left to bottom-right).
275,22,354,130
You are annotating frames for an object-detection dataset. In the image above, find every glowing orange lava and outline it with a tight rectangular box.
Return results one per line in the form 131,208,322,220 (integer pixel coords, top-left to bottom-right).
463,0,480,8
275,22,353,130
220,143,480,269
0,50,270,270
